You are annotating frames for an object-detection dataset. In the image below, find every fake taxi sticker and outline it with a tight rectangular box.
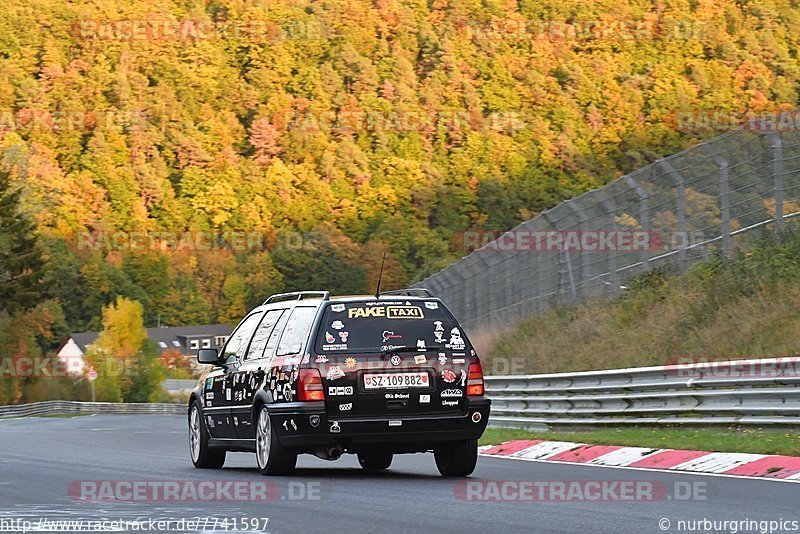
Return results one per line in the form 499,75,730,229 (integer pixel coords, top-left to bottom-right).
347,305,424,319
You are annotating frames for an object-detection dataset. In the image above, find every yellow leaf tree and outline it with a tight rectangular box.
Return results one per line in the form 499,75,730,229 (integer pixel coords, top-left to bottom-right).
84,297,147,402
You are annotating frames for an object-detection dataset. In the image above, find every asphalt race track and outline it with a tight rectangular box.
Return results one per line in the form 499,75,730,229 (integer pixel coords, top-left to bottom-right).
0,415,798,533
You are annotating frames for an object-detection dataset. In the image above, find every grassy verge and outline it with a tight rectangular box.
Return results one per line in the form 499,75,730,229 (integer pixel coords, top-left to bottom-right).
479,427,800,456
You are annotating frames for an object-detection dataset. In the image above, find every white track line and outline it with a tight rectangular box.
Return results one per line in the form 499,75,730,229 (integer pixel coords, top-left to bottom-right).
511,441,581,460
670,452,766,473
588,447,656,466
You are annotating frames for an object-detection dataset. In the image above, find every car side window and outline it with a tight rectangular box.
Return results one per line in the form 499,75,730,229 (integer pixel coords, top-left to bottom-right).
245,309,284,361
276,307,317,357
263,310,291,362
220,312,264,364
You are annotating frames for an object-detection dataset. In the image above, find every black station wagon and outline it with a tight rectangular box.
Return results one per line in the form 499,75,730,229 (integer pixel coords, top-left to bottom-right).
188,289,490,477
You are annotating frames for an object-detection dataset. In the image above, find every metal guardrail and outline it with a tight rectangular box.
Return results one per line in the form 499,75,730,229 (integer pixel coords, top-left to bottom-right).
162,379,198,394
5,357,797,427
0,401,185,419
486,356,800,429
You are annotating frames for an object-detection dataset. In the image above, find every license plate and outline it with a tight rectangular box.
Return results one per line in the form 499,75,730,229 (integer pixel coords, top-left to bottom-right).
363,372,429,390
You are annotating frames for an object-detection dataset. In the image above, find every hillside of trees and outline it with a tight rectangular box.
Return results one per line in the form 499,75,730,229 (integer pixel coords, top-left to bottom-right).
1,0,799,345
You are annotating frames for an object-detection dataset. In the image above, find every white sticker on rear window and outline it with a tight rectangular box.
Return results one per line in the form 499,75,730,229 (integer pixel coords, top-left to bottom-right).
447,327,465,350
327,366,345,381
382,331,402,342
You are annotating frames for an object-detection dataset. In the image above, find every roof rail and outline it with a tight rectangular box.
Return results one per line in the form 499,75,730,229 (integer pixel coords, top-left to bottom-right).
263,291,330,305
379,288,434,298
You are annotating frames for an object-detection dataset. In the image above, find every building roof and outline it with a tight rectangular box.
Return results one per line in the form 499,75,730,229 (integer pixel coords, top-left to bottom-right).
66,324,232,355
70,331,101,353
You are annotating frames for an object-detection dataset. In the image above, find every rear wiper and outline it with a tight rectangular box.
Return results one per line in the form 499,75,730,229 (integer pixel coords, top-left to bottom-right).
381,345,445,357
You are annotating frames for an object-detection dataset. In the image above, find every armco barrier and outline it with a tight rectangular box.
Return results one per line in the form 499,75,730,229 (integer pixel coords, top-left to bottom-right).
0,401,185,418
162,379,198,395
4,357,797,428
486,356,800,429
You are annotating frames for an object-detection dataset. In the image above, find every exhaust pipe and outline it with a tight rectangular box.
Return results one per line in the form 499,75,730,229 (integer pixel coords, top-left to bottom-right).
312,444,344,461
327,445,343,460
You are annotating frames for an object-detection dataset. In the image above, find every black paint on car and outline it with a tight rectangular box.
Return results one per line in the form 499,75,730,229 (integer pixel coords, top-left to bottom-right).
188,289,490,476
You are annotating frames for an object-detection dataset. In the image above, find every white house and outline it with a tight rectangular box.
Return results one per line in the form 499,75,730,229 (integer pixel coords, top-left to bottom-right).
56,324,232,373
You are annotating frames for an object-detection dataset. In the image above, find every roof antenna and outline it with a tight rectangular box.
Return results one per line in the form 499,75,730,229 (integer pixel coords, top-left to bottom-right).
375,251,387,299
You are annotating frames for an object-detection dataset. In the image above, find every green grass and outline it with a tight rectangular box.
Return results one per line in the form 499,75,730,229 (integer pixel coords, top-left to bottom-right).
479,427,800,456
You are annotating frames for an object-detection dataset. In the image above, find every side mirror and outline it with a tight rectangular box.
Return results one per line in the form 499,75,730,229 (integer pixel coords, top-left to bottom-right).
197,348,219,365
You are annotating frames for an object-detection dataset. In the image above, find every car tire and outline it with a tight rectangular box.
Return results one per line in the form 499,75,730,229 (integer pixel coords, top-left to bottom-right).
189,401,226,469
255,406,297,476
358,452,393,471
434,439,478,477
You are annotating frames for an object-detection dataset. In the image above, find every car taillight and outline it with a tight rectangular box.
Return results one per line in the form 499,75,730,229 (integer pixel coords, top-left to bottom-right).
298,369,325,401
466,362,484,396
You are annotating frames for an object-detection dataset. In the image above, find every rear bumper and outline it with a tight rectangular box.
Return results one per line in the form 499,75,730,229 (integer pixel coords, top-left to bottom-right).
268,397,491,450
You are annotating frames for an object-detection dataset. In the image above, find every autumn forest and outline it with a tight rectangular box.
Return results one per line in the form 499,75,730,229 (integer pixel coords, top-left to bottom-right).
1,0,799,395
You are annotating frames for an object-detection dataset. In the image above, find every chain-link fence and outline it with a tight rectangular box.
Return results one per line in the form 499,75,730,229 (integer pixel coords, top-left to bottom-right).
415,111,800,332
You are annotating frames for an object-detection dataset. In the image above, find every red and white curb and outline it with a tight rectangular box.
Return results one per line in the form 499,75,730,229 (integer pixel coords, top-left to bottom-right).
479,440,800,481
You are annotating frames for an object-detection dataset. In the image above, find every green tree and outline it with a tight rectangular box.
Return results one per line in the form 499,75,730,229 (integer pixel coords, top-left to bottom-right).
0,171,46,314
1,0,799,337
122,339,166,403
271,225,368,295
84,297,165,402
0,300,66,404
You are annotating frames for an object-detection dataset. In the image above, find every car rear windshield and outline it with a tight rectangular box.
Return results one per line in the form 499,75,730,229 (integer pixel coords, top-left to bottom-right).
314,300,468,354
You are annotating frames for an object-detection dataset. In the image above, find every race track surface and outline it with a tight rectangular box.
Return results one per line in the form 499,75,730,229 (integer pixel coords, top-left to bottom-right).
0,415,797,533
